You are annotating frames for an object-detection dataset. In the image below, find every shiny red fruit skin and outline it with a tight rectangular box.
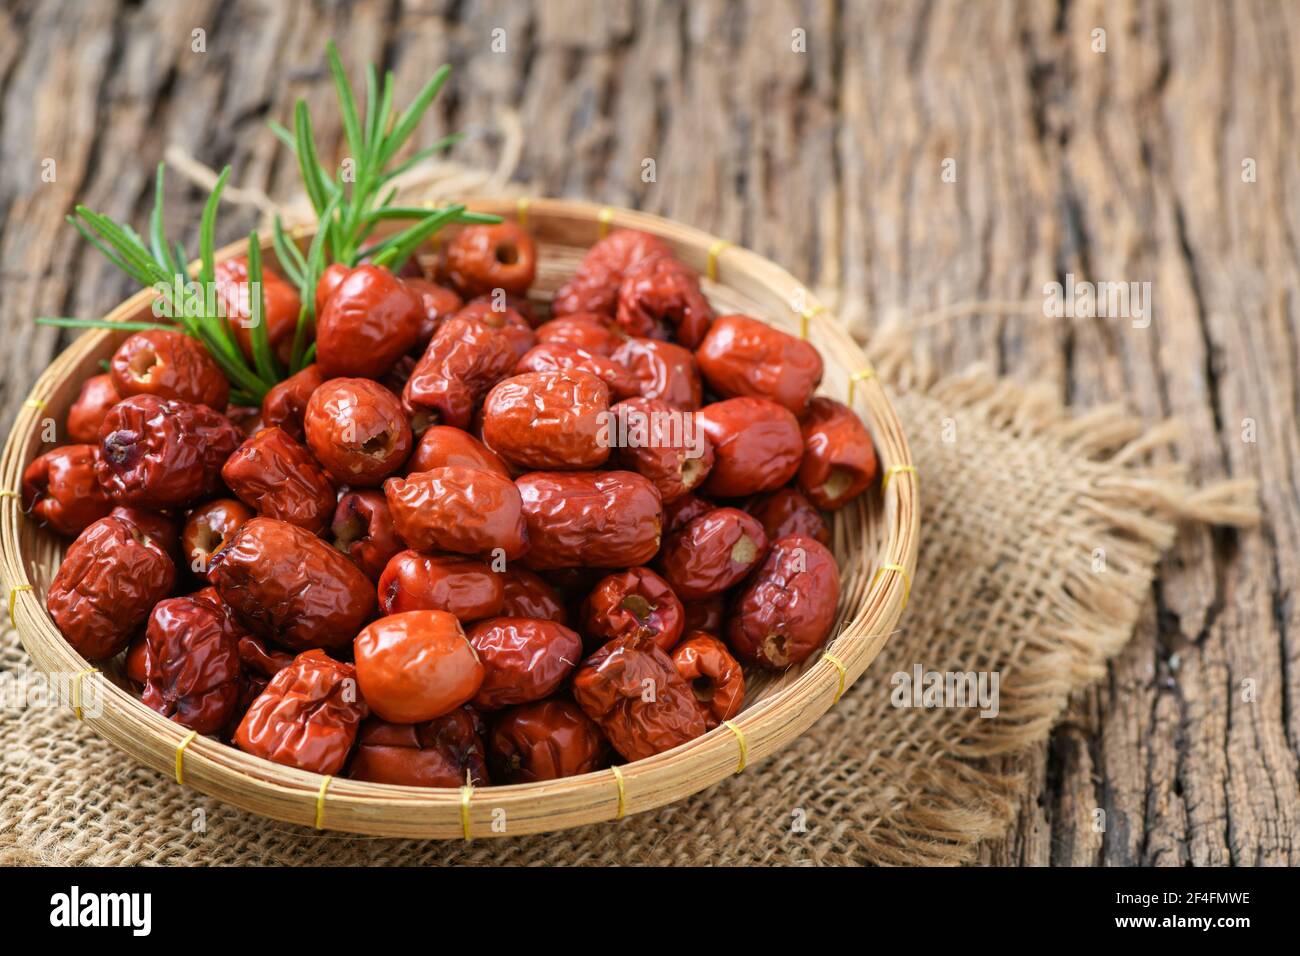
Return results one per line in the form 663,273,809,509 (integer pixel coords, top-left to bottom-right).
797,397,879,509
615,254,713,348
516,470,662,570
182,498,254,578
234,649,368,775
403,316,517,430
488,698,608,783
22,444,113,536
515,342,640,400
110,329,230,410
214,256,303,366
348,707,489,787
141,595,241,734
745,487,831,545
331,490,404,582
609,337,702,410
209,517,377,652
378,550,505,621
303,377,413,486
581,566,685,653
354,610,485,723
408,425,510,477
260,364,324,442
695,313,824,416
695,397,803,498
535,313,626,356
467,617,583,710
443,222,538,298
221,427,336,534
384,466,528,559
46,515,176,661
659,506,768,601
498,567,568,624
727,535,842,669
671,631,744,728
552,229,673,318
66,374,121,444
481,370,612,471
316,264,423,379
609,396,713,503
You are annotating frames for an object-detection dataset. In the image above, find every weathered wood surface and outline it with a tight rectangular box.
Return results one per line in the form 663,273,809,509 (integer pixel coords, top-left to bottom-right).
1,0,1296,865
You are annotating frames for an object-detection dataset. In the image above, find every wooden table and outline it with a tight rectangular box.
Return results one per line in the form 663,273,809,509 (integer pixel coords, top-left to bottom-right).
1,0,1296,865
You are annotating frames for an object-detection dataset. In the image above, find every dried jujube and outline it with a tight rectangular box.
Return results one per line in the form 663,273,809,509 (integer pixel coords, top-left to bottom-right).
728,535,841,669
581,567,685,652
384,466,528,559
303,377,413,486
353,610,485,723
110,329,229,410
22,444,113,536
671,632,744,728
349,707,489,787
331,490,404,581
488,699,608,783
659,507,768,601
797,397,879,509
141,595,241,734
221,426,336,534
466,617,583,710
377,550,505,621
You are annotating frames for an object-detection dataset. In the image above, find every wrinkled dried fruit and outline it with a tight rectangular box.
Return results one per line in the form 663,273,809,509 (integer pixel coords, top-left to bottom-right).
331,490,404,581
316,264,423,379
695,397,803,498
695,314,824,415
443,222,537,298
609,396,713,503
378,550,504,621
141,595,241,734
65,373,121,444
349,707,489,786
234,649,367,775
110,329,230,409
516,342,640,400
384,466,528,559
728,535,841,669
467,617,583,710
498,567,568,624
535,313,626,356
797,397,879,509
552,229,673,317
46,515,175,661
403,277,463,348
481,370,611,471
304,377,412,486
671,632,744,728
182,498,254,578
453,297,537,360
221,426,336,534
615,254,713,348
571,636,708,761
214,256,303,365
409,424,510,476
488,698,608,783
516,470,662,570
22,444,113,536
403,316,517,430
609,336,702,410
209,517,376,652
96,395,240,508
659,506,768,601
581,567,685,652
745,487,831,545
260,363,324,442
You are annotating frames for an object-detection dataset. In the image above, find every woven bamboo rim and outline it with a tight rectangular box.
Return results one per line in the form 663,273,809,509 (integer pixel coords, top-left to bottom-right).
0,199,918,839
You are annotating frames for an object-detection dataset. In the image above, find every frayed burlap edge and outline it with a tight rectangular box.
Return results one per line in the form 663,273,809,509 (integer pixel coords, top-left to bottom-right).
849,325,1257,865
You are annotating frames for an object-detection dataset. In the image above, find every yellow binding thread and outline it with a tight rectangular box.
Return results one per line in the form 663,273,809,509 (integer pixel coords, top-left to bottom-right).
73,668,98,721
597,207,614,238
847,366,877,404
460,775,474,840
175,730,198,785
723,720,748,774
872,563,912,610
706,239,731,282
314,775,332,830
516,197,531,229
823,653,848,703
610,765,627,819
0,490,20,501
8,584,33,626
24,398,45,411
882,464,917,494
799,304,827,340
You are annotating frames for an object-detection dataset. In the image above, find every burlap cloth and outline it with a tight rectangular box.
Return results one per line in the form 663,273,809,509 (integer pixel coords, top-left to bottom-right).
0,154,1256,866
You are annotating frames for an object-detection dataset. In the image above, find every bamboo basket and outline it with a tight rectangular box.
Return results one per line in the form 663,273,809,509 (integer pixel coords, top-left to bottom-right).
0,199,918,839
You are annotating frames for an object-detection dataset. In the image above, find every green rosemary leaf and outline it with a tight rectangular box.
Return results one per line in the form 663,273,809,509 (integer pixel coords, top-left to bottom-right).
370,205,465,270
197,166,232,290
245,234,282,383
66,215,143,284
148,164,178,276
271,215,307,288
371,71,396,168
379,65,452,168
327,41,365,175
268,120,297,153
363,63,380,153
229,387,259,407
37,317,177,332
301,341,317,365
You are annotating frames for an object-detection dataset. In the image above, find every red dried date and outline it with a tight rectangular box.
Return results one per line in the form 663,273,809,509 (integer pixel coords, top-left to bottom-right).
610,396,713,503
46,515,176,661
66,373,121,444
746,487,830,545
403,316,517,430
581,567,684,652
234,649,367,775
662,493,713,536
354,610,485,723
616,254,713,348
498,567,568,624
348,708,489,787
571,636,708,761
214,256,303,365
488,699,608,783
481,370,611,471
728,535,841,668
141,595,241,734
221,427,336,534
552,229,673,317
378,550,504,621
610,337,702,410
516,342,639,400
659,506,768,601
797,397,879,509
535,313,626,356
671,632,744,728
695,314,824,415
96,395,240,508
303,377,412,486
516,471,662,570
466,617,583,710
260,363,324,442
110,329,229,409
316,264,423,379
443,223,537,298
454,297,537,359
682,596,725,634
384,466,528,559
22,445,112,536
209,517,377,652
696,397,803,498
111,506,179,557
314,262,351,315
236,633,294,679
409,424,510,476
182,498,254,577
403,277,463,348
331,490,403,581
